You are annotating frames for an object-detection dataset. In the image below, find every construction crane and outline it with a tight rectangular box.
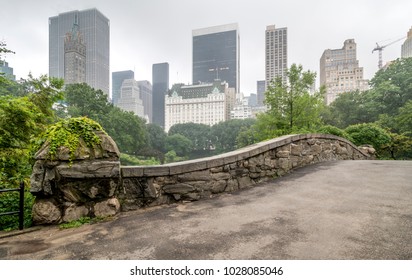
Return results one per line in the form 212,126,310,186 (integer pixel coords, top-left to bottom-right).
372,36,406,69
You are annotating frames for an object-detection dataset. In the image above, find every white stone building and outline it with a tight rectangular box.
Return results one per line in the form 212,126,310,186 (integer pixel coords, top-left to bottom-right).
165,80,235,132
320,39,369,105
116,79,145,119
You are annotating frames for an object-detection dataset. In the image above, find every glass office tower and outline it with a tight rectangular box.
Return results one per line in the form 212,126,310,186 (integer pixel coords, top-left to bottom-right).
49,8,110,94
192,23,239,93
152,63,169,129
112,70,134,105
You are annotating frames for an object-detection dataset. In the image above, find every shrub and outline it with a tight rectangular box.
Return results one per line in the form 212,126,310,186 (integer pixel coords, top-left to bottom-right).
345,123,391,155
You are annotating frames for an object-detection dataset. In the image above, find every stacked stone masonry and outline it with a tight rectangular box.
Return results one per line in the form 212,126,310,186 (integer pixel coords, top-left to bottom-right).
119,134,371,211
30,134,371,224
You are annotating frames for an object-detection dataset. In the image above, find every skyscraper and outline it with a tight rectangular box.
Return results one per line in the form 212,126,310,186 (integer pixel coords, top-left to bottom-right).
117,79,145,119
152,63,169,129
112,70,134,105
320,39,369,105
401,27,412,58
137,80,153,123
63,16,86,85
192,23,240,92
0,60,16,81
256,80,266,106
265,25,288,88
49,8,110,94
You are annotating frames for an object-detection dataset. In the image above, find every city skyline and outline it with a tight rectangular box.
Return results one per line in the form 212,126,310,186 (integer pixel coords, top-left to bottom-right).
1,0,411,96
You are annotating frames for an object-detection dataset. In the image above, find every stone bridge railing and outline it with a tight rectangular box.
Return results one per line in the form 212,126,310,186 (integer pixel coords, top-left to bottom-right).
31,134,372,224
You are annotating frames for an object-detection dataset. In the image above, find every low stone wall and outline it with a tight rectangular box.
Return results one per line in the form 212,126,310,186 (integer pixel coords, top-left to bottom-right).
30,133,372,224
118,134,371,211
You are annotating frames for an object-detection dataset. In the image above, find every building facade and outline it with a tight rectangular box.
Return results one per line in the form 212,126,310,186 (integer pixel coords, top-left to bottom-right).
49,8,110,94
137,80,153,123
192,23,240,93
152,62,169,128
63,17,86,85
256,80,266,106
112,70,134,105
401,27,412,58
116,79,145,119
265,25,288,88
320,39,369,105
165,80,235,132
0,60,16,81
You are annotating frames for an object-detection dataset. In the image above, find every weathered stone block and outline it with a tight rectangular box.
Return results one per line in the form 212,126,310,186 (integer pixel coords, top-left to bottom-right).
237,176,254,189
178,170,211,182
163,183,196,194
291,144,302,156
276,150,290,158
63,204,89,222
32,198,61,225
94,198,120,217
211,172,231,181
211,180,227,194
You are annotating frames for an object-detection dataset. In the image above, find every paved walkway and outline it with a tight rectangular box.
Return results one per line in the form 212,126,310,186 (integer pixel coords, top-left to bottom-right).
1,160,411,260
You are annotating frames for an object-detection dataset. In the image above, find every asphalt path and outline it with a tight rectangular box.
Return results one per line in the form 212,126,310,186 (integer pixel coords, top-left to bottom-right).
1,160,411,260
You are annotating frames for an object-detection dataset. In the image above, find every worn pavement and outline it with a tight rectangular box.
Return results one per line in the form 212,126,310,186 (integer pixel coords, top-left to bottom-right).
1,160,411,260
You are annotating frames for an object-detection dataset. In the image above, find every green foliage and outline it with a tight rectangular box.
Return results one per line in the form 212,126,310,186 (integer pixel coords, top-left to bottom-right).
211,119,256,152
120,154,160,166
345,123,391,155
36,117,104,162
381,132,412,160
0,184,35,231
264,64,325,134
61,83,148,155
164,150,188,164
59,216,106,229
317,125,352,141
165,134,193,157
168,123,211,151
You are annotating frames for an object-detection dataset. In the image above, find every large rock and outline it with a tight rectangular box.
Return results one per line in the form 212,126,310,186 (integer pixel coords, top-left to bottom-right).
32,198,62,225
30,131,121,224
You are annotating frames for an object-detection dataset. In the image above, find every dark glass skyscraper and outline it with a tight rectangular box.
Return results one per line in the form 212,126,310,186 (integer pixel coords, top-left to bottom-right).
112,70,134,105
49,8,110,94
192,23,239,93
152,63,169,128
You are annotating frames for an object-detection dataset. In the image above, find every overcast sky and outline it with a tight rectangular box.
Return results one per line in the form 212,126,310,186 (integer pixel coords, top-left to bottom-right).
1,0,411,96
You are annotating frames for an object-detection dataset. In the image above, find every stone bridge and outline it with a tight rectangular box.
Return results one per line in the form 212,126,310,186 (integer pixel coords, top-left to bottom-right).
30,134,373,224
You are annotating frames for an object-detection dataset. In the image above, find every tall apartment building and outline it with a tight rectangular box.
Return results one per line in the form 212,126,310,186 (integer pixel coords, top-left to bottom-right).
256,80,266,106
320,39,369,105
117,79,145,119
0,60,16,81
49,8,110,94
152,63,169,128
192,23,240,93
63,17,86,85
165,80,236,132
401,27,412,58
265,25,288,88
112,70,134,105
137,80,153,123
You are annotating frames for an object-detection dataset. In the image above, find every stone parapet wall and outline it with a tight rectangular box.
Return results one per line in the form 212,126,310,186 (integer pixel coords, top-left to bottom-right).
118,134,370,211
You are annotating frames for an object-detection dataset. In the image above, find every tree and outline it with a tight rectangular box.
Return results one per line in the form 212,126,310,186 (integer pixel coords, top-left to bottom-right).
211,119,256,152
165,134,193,157
62,83,148,156
264,64,325,135
368,57,412,118
344,123,391,156
64,83,112,119
99,107,148,155
325,90,374,128
168,123,211,152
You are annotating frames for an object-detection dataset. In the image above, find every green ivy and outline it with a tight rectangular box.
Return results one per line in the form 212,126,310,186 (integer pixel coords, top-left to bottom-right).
36,117,106,162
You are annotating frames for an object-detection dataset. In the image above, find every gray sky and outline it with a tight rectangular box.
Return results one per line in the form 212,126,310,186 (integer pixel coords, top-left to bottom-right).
1,0,411,96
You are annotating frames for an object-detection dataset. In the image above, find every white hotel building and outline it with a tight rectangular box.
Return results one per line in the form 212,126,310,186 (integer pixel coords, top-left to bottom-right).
165,80,235,132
